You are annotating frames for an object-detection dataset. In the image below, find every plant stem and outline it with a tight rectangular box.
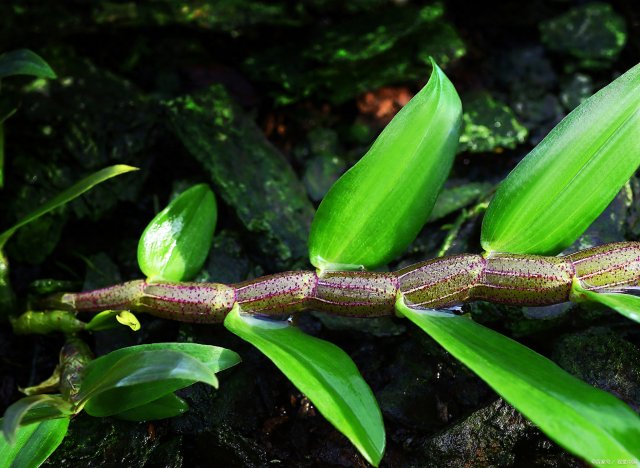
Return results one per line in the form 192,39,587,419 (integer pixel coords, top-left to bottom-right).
42,242,640,323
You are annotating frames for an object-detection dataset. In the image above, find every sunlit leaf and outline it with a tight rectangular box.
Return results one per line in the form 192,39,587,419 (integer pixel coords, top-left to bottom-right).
2,395,72,444
571,282,640,324
0,418,69,468
0,49,56,80
137,184,217,281
0,165,138,248
85,310,141,331
309,59,462,271
481,62,640,255
396,297,640,462
78,350,218,417
224,305,385,466
114,393,189,421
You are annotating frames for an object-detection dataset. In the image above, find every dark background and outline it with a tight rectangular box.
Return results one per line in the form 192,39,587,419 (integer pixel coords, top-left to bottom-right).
1,1,640,466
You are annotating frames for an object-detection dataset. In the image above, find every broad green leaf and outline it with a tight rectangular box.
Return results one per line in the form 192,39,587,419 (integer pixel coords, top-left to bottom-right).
2,395,72,444
571,282,640,324
82,342,241,375
0,418,69,468
396,297,640,463
85,310,141,331
482,63,640,255
0,49,56,80
309,59,462,271
224,305,385,466
138,184,217,281
0,165,138,248
114,393,189,421
78,350,218,417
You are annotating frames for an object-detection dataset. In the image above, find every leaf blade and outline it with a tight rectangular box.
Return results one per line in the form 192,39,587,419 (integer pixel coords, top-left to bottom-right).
0,49,56,80
78,350,219,417
0,418,69,468
137,184,217,281
224,306,385,466
0,165,138,248
309,60,462,270
481,62,640,255
396,298,640,462
572,283,640,324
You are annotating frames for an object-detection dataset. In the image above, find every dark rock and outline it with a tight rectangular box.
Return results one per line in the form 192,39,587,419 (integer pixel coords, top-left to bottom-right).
45,415,183,467
540,2,627,70
163,84,315,270
413,399,582,467
553,328,640,411
458,93,527,154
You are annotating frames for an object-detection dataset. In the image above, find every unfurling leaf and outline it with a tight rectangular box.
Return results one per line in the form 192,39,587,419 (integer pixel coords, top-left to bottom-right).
309,59,462,271
224,305,385,466
481,62,640,255
137,184,217,282
396,296,640,463
85,310,141,331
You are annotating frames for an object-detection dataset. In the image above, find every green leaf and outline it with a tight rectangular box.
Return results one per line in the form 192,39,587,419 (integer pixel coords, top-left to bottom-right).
114,393,189,421
10,310,85,335
224,305,385,466
481,63,640,255
396,297,640,462
0,49,56,80
2,395,72,444
137,184,217,281
82,342,241,376
0,165,138,248
78,349,219,417
308,59,462,271
85,310,141,331
0,418,69,468
571,282,640,324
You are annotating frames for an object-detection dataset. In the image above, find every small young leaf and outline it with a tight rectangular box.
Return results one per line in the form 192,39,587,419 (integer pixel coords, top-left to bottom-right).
0,49,57,80
78,350,219,417
114,393,189,421
224,306,385,467
85,310,141,331
571,282,640,324
2,395,72,444
481,62,640,255
309,59,462,271
0,418,69,467
396,297,640,463
0,165,138,248
138,184,217,282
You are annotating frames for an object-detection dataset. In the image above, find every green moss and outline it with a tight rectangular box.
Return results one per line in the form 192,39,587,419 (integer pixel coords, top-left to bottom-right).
540,2,627,69
458,93,528,153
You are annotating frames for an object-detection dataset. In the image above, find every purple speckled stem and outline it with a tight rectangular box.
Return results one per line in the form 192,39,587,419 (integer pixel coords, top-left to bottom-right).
45,242,640,323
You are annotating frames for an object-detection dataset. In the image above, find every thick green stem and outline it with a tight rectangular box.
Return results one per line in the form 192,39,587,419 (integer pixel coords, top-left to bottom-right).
42,242,640,323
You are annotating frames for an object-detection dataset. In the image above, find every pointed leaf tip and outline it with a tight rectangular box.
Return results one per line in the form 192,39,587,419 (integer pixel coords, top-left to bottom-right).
482,62,640,255
309,61,462,271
